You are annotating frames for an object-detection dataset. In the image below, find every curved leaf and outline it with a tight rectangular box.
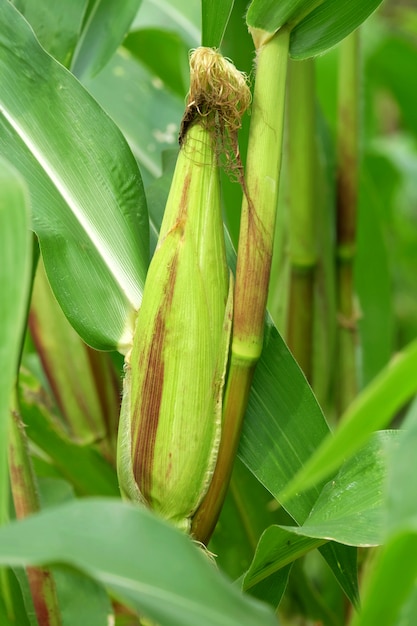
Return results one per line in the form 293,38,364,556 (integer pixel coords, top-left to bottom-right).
83,48,184,184
202,0,234,48
246,0,384,58
11,0,87,67
0,158,32,524
72,0,143,78
0,0,149,351
289,0,383,59
243,432,394,594
238,318,330,523
123,28,189,98
281,339,417,502
0,499,278,626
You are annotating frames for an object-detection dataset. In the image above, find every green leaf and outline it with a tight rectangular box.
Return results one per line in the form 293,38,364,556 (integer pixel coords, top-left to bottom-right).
123,28,189,98
286,431,395,547
356,158,395,385
280,338,417,502
246,0,384,59
72,0,143,78
53,568,113,626
0,499,278,626
0,158,31,525
238,319,359,603
350,532,417,626
238,319,330,522
289,0,384,59
11,0,87,67
131,0,200,48
202,0,234,48
83,48,184,184
243,527,323,593
243,432,393,595
0,0,149,351
350,398,417,626
246,0,321,35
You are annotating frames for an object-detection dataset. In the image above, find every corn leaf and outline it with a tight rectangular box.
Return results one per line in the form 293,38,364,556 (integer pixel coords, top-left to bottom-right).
350,399,417,626
0,499,278,626
0,158,32,525
0,0,149,351
83,48,184,184
246,0,384,59
279,339,417,503
11,0,86,67
202,0,234,48
71,0,142,78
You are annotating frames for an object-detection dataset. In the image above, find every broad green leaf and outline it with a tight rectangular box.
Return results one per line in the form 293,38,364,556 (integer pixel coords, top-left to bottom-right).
356,158,394,386
72,0,143,78
202,0,234,48
238,319,359,602
0,0,149,351
246,0,384,59
280,338,417,502
132,0,200,48
210,458,291,581
0,499,278,626
11,0,87,67
0,158,31,525
243,432,393,595
83,48,184,184
243,527,323,593
53,568,113,626
238,319,330,522
124,28,189,98
289,0,384,59
246,0,321,36
285,431,396,547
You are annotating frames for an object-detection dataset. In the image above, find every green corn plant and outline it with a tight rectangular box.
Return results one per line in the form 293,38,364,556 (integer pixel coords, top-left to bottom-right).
1,1,417,625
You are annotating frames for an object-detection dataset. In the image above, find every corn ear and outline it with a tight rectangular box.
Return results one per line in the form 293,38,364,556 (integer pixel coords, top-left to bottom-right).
118,48,250,533
118,124,231,531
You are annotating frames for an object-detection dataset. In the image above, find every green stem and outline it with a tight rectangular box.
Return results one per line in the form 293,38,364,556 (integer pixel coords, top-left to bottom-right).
286,59,317,380
191,28,290,544
336,30,360,414
9,394,62,626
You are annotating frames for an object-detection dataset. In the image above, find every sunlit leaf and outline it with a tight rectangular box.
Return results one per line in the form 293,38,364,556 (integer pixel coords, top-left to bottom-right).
0,0,149,351
280,339,417,502
246,0,384,58
83,47,184,184
11,0,87,67
0,499,278,626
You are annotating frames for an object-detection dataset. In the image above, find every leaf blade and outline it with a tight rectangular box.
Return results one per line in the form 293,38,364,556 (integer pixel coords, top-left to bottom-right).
0,0,149,350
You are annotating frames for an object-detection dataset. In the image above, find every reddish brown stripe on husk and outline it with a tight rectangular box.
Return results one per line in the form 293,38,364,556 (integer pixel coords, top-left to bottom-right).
131,168,191,502
131,249,180,502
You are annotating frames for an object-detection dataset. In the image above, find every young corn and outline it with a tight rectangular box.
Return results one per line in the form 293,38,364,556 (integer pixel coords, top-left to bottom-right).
118,48,250,533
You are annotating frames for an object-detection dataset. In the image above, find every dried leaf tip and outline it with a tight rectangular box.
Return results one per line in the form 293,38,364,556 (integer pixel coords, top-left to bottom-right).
180,47,251,144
